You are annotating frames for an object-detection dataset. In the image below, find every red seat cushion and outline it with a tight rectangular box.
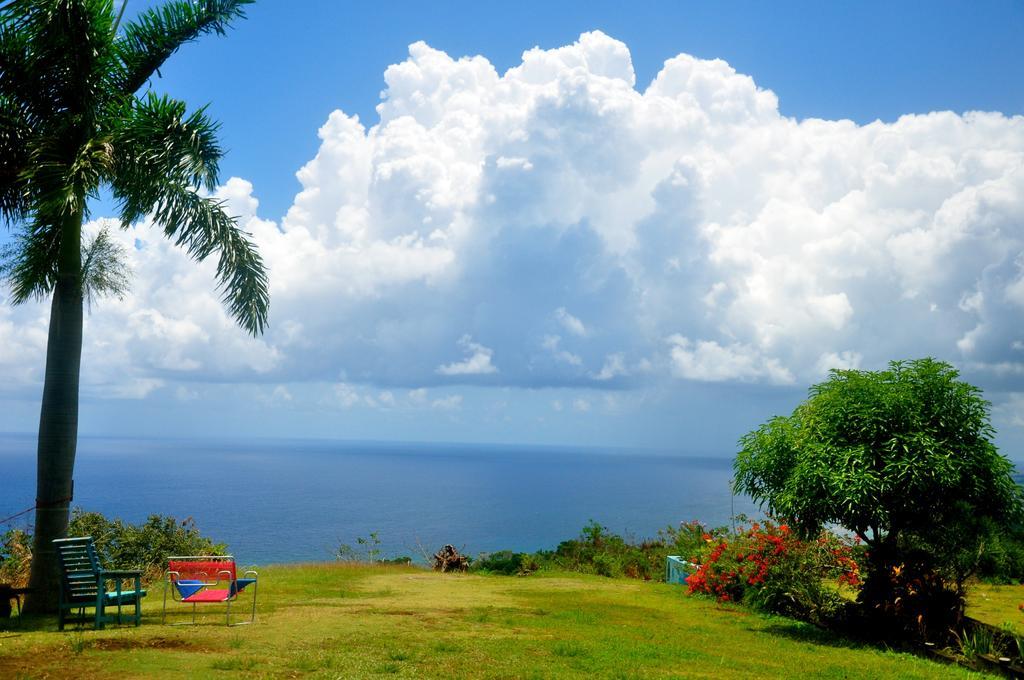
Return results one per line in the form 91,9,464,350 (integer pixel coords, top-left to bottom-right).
182,588,231,603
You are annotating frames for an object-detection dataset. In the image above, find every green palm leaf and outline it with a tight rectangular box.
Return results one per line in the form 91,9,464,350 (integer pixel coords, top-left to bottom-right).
142,183,268,335
110,91,267,334
0,220,59,301
0,94,31,223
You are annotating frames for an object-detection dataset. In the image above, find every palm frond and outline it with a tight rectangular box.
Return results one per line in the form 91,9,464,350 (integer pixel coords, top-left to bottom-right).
0,221,59,302
157,186,267,335
81,224,130,309
115,0,253,95
109,90,266,334
1,220,132,308
26,133,111,223
111,93,222,211
0,94,31,224
0,6,50,124
2,0,118,123
111,177,267,334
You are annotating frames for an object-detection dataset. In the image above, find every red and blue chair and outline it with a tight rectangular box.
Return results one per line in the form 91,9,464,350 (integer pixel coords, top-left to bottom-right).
162,556,257,626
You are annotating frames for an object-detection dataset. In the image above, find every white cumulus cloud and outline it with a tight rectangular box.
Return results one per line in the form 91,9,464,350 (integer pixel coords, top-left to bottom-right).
431,394,464,411
436,335,498,376
2,30,1023,417
668,335,794,384
555,307,588,337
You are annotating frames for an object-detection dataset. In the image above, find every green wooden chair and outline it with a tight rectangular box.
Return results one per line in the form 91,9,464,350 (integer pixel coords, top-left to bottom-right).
53,537,146,630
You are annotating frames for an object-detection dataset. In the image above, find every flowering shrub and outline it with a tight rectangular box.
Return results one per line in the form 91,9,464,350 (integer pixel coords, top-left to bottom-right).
687,520,859,622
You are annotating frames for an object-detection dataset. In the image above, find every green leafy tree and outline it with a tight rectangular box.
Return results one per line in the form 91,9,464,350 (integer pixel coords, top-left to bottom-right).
0,0,266,612
734,358,1023,634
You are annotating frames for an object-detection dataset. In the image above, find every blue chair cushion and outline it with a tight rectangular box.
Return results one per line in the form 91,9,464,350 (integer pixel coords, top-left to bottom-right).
231,578,256,596
174,580,205,599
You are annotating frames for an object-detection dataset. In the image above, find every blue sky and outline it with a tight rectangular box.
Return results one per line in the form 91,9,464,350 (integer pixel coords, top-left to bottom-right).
2,1,1024,455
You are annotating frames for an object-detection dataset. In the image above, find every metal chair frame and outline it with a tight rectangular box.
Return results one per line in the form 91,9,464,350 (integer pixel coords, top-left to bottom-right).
162,555,258,626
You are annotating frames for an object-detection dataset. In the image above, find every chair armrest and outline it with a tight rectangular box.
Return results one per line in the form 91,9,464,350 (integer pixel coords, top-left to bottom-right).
243,570,258,579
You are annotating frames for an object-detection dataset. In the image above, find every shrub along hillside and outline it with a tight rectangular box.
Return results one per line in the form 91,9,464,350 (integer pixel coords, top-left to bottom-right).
0,509,225,588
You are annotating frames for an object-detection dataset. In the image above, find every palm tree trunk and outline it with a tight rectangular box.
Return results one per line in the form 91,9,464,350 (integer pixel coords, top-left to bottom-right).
24,209,83,614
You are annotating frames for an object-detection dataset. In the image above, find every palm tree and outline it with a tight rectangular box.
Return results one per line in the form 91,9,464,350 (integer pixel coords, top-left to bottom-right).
0,0,268,612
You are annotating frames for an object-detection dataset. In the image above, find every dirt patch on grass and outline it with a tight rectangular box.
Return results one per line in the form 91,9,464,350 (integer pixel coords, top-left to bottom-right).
90,635,214,652
0,635,218,679
341,604,463,616
374,608,422,617
712,606,752,618
0,653,82,679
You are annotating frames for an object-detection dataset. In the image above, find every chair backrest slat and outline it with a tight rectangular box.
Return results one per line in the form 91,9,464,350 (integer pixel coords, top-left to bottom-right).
53,537,101,602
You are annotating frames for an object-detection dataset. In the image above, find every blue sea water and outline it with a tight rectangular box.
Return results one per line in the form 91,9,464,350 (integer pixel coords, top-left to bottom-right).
0,434,757,565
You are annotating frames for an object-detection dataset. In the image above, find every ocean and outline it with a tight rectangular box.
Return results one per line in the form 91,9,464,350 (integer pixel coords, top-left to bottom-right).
0,434,757,564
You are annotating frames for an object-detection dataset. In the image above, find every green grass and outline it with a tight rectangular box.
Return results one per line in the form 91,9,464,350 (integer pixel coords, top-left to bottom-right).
0,563,992,678
966,582,1024,635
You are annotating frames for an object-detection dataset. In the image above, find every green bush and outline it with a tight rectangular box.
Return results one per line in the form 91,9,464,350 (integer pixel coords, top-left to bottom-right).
0,509,226,585
335,532,413,565
0,528,31,587
472,550,539,575
336,532,383,562
537,521,652,578
484,520,726,581
69,509,227,582
580,520,723,579
975,524,1024,584
661,520,730,566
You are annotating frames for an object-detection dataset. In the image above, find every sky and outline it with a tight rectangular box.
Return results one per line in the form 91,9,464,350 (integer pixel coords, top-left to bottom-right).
1,1,1024,454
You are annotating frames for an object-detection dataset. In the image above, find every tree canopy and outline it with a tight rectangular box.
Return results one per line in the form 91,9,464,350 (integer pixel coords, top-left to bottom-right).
733,358,1022,555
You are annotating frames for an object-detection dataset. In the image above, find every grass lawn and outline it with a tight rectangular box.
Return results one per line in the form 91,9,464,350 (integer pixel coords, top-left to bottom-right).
967,582,1024,636
0,563,992,679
